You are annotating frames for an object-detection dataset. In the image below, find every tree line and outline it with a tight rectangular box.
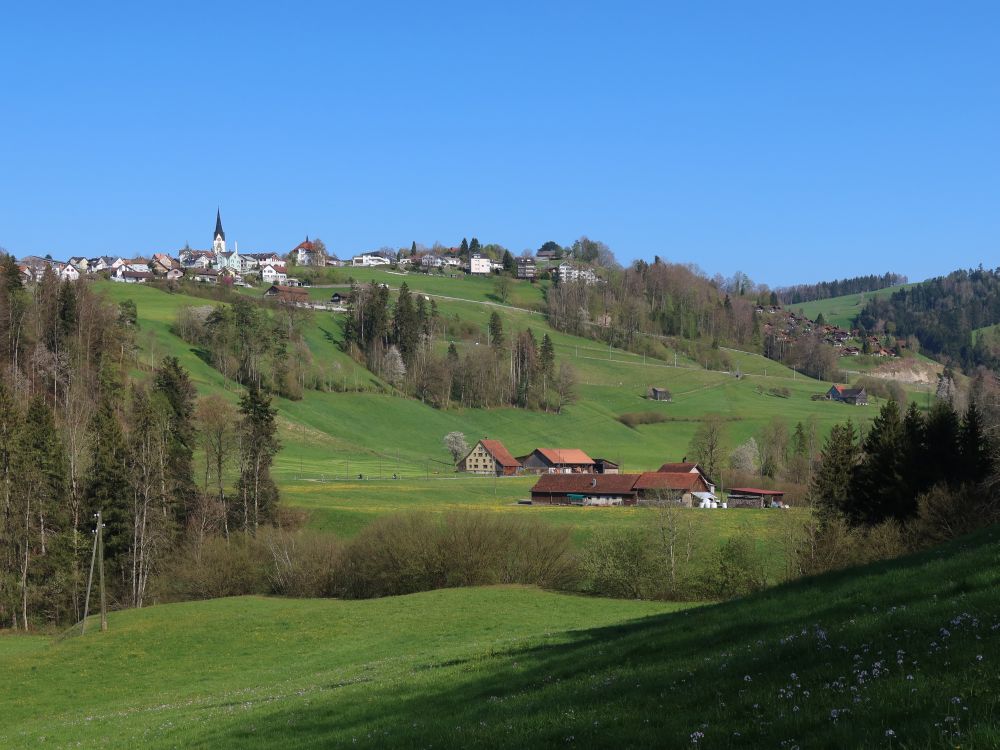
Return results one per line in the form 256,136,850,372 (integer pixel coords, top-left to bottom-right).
344,282,578,411
802,394,999,574
0,258,280,629
856,267,1000,371
777,272,906,305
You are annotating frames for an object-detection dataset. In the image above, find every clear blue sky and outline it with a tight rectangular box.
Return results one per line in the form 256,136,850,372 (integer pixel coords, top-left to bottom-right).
2,1,998,286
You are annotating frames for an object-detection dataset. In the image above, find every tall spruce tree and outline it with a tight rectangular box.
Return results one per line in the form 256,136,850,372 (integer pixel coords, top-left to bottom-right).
923,399,960,488
152,357,198,524
848,399,907,524
488,311,504,352
236,386,280,532
13,396,71,626
83,400,131,566
392,282,419,365
959,402,992,484
808,421,859,519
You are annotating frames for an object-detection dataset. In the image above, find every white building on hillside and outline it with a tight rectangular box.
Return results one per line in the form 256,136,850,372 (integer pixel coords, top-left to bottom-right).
468,254,491,275
557,263,598,285
352,253,391,267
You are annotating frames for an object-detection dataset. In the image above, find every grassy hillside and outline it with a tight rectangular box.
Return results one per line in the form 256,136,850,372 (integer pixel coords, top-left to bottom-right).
94,278,884,547
793,283,914,329
3,526,997,748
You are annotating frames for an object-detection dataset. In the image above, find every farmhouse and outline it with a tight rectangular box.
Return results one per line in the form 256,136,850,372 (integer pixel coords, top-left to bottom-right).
264,285,309,305
529,471,715,507
634,472,713,507
459,439,521,476
727,487,787,508
657,462,716,493
530,474,639,506
648,387,672,402
518,448,596,474
827,385,868,405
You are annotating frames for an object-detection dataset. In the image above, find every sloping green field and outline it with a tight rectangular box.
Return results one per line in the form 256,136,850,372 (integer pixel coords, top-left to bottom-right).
94,278,889,546
792,283,914,330
3,526,997,748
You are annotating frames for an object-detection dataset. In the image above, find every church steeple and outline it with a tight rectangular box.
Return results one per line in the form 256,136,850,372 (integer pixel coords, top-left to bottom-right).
213,208,226,253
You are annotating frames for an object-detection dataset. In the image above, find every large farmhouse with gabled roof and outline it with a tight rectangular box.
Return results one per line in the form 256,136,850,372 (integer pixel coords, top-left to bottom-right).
459,439,521,476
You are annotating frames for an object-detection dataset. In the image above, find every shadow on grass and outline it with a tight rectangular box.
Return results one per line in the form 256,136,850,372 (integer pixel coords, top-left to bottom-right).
191,527,1000,748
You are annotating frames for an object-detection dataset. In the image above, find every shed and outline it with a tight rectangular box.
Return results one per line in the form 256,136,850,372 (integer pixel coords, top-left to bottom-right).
648,387,672,402
727,487,787,509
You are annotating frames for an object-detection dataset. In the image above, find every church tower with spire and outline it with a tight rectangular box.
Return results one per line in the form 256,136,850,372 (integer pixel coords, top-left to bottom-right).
212,209,226,254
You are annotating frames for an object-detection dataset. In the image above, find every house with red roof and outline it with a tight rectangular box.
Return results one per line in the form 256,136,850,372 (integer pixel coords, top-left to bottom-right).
530,471,714,506
518,448,596,474
459,439,521,476
656,462,716,493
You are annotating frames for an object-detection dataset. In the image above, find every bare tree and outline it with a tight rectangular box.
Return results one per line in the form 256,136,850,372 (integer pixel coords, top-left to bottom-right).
688,414,725,481
196,394,237,538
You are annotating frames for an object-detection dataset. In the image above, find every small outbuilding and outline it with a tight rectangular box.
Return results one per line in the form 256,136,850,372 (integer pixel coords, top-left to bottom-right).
648,387,672,402
727,487,787,509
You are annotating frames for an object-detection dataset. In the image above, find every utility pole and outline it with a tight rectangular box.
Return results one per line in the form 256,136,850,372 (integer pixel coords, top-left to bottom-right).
98,511,107,632
81,512,100,636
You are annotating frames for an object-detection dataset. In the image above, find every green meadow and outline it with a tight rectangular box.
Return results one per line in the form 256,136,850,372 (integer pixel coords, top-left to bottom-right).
91,278,935,549
792,283,913,329
2,525,997,748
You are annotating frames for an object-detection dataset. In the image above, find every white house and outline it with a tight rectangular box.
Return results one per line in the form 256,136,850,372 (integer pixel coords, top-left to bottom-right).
468,254,492,275
420,255,444,269
261,264,288,284
557,263,598,285
112,268,151,284
67,256,89,272
58,264,80,282
352,253,391,267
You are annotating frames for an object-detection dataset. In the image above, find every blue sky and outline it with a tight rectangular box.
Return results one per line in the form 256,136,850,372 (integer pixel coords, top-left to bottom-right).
2,1,998,286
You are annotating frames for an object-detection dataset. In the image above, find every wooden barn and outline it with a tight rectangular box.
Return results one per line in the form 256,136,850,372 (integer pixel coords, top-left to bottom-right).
657,462,716,493
727,487,787,508
648,387,672,401
530,474,639,506
518,448,596,474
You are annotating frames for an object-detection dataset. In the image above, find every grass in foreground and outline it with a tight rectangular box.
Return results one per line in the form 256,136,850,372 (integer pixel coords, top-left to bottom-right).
2,527,998,748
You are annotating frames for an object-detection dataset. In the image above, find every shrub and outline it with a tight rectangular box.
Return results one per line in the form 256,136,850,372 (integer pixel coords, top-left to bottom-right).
699,531,768,599
263,529,344,598
155,536,270,602
618,411,668,428
910,483,998,546
337,512,577,599
582,528,658,599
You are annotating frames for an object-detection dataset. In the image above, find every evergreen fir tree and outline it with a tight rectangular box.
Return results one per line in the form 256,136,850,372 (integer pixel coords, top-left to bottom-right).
808,420,859,519
152,356,198,523
923,399,960,488
83,400,131,564
392,282,419,365
459,238,469,256
488,311,504,352
236,386,280,532
848,400,907,524
469,238,481,255
959,402,992,484
502,249,515,273
539,333,555,376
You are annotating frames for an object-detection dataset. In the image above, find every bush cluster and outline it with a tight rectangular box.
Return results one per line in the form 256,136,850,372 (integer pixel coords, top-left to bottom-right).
154,512,577,602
